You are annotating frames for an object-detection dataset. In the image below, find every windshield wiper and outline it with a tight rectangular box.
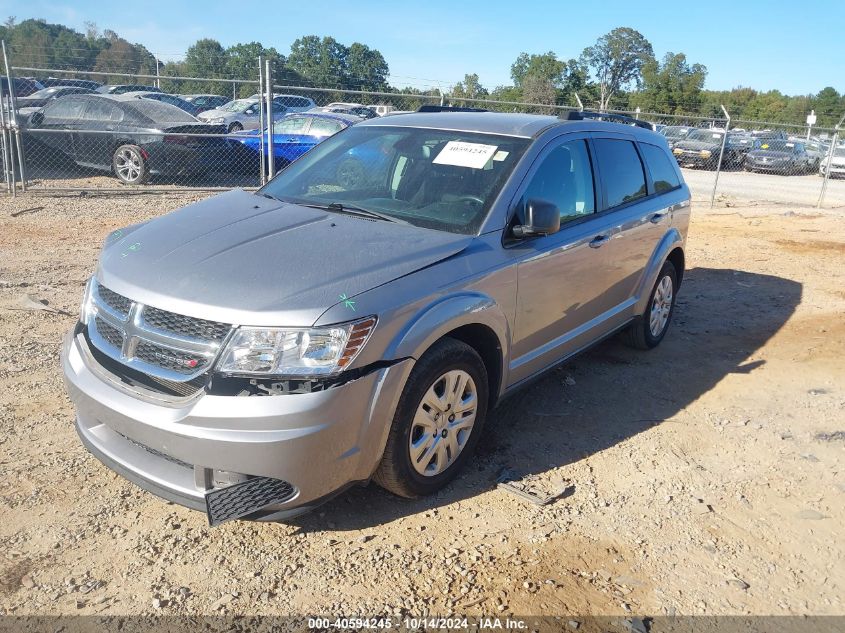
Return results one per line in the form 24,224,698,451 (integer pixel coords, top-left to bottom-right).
301,201,406,224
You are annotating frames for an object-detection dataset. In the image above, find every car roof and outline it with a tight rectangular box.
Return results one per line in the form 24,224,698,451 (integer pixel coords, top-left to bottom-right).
112,91,165,99
357,111,615,138
285,111,361,125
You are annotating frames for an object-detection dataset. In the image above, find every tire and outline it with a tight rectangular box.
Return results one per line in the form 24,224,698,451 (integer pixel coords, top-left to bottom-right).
623,260,678,350
112,144,149,185
228,122,243,133
374,338,489,498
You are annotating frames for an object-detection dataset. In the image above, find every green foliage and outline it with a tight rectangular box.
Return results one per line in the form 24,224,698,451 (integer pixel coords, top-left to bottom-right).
629,52,708,114
580,27,654,110
286,35,388,90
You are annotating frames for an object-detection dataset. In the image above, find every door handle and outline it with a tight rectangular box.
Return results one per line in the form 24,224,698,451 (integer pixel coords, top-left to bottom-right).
649,212,668,224
589,234,610,248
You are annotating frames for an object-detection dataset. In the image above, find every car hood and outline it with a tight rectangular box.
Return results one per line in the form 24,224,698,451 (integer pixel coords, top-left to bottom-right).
96,189,473,327
198,109,236,120
674,140,720,151
747,150,791,159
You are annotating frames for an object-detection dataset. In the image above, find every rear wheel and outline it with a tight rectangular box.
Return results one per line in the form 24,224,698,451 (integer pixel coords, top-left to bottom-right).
228,122,243,133
374,338,488,498
112,145,148,185
623,260,677,350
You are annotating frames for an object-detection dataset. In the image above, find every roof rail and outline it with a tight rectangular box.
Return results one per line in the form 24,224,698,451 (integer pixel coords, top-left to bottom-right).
562,110,654,130
417,105,488,113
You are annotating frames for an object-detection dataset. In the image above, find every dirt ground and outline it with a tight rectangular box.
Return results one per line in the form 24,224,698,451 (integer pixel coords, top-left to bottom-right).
0,191,843,621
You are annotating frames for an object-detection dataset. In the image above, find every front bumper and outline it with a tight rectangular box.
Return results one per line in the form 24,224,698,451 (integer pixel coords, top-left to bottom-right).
746,160,791,173
61,331,413,523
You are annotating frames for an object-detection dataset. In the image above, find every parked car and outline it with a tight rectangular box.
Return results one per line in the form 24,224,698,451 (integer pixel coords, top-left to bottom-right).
367,104,394,116
180,94,230,113
819,146,845,178
249,93,316,113
750,129,787,141
14,86,95,116
197,97,287,132
96,84,162,95
744,139,812,174
792,138,827,170
726,133,755,166
311,104,378,119
61,110,690,524
117,91,201,117
659,125,692,148
229,111,362,171
38,77,103,91
0,76,45,97
671,129,739,169
25,94,228,184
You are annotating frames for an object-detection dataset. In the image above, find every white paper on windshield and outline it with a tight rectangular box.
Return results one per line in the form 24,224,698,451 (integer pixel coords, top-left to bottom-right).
493,150,509,161
433,141,499,169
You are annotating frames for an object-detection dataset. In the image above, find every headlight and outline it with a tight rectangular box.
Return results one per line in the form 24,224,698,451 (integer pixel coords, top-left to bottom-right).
217,316,376,377
699,150,712,158
79,277,95,324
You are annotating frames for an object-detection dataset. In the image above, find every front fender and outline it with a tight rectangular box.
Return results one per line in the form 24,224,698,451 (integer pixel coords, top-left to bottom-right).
634,227,685,317
385,292,510,390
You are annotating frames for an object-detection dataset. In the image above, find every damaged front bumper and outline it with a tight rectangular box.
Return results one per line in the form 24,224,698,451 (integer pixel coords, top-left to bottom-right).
61,331,413,524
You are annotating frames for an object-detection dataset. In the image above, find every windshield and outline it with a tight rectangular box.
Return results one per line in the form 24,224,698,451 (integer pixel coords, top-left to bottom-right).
662,127,690,139
686,130,723,142
219,99,257,113
261,126,529,235
754,140,795,152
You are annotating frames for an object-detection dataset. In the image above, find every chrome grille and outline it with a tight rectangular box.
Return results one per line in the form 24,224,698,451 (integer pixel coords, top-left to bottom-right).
87,281,232,382
96,284,132,316
94,316,124,348
144,307,231,342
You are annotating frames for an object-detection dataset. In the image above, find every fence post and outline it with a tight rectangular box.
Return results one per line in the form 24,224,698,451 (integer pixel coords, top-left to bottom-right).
257,55,266,186
0,83,10,195
574,93,584,112
817,114,844,208
2,40,25,193
265,58,274,180
709,105,731,209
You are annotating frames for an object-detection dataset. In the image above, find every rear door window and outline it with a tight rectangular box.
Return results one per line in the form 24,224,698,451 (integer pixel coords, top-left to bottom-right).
273,116,311,134
593,138,647,208
43,97,87,121
308,118,345,137
639,143,681,193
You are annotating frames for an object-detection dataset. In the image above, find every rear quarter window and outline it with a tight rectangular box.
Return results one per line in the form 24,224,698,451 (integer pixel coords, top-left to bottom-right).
639,143,681,193
593,138,647,208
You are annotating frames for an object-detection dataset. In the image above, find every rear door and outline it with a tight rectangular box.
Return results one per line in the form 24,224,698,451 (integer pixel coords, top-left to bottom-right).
270,115,314,162
510,135,622,383
589,135,684,331
76,99,123,168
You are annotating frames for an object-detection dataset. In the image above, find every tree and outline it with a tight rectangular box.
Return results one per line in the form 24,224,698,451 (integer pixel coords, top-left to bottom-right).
630,52,707,114
580,27,654,111
346,42,389,90
510,51,566,89
183,38,228,94
224,42,284,96
450,73,488,103
287,35,348,87
521,75,557,112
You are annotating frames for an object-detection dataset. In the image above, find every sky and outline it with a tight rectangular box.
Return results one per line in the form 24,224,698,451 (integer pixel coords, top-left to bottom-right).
1,0,842,95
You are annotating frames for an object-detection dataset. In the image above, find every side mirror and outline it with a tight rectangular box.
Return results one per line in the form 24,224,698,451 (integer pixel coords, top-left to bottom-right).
512,199,560,238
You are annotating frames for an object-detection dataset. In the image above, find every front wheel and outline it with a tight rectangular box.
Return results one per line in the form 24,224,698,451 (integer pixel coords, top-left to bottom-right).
623,260,677,350
374,338,488,498
112,144,149,185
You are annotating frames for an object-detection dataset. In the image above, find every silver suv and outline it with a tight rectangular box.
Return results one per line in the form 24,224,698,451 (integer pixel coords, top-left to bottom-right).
62,110,690,525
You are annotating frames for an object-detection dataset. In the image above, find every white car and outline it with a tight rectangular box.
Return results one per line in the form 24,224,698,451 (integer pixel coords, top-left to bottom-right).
197,98,286,132
249,93,315,113
819,147,845,178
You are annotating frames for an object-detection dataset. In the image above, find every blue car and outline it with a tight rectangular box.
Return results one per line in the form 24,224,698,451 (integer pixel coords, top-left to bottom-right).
231,112,362,169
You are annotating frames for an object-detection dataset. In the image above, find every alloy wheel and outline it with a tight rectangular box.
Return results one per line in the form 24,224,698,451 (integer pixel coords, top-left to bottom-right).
649,275,673,337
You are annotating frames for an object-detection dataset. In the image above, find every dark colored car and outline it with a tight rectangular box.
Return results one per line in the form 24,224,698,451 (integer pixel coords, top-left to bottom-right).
231,112,362,170
312,105,378,119
0,76,45,97
26,94,229,184
725,133,755,167
744,140,812,174
117,92,201,117
671,129,735,169
659,125,692,149
38,77,103,91
96,85,162,95
180,94,230,113
15,86,95,113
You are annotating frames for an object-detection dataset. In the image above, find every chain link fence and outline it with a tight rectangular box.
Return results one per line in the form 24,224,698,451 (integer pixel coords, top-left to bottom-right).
2,43,843,209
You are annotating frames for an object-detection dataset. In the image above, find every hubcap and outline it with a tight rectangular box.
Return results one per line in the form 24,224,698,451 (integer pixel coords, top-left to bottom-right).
649,275,673,337
409,369,477,477
116,150,141,182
